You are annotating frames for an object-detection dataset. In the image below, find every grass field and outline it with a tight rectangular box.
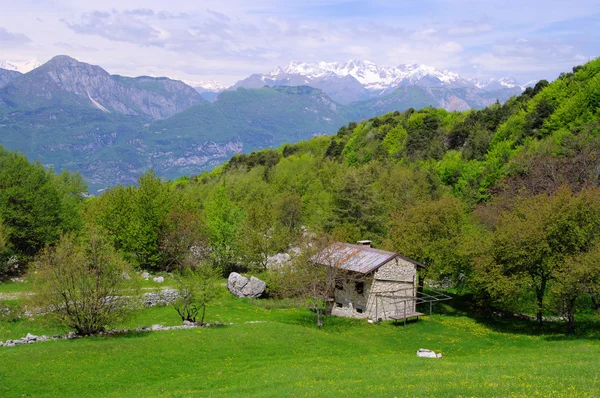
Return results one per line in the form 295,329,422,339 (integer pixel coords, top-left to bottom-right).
1,284,600,397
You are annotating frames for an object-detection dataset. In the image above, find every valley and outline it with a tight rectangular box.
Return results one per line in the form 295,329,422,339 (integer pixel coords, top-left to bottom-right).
0,56,530,191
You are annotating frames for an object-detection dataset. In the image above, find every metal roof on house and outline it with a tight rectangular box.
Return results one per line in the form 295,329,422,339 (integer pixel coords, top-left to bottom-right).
313,242,423,274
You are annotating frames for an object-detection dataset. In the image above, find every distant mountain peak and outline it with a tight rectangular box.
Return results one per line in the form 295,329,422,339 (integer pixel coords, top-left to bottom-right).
470,76,526,91
256,59,472,91
181,79,228,93
0,59,42,73
3,55,205,120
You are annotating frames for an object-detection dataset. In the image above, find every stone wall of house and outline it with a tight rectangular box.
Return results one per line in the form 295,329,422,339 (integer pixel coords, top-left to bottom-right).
369,257,418,320
331,278,373,319
331,257,418,321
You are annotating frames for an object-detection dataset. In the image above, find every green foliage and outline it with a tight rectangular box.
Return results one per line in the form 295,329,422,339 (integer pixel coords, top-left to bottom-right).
474,187,600,327
0,147,64,260
172,265,221,325
31,231,139,335
129,171,172,268
387,196,468,284
204,185,244,273
89,170,184,270
238,197,286,269
0,301,24,323
380,124,408,157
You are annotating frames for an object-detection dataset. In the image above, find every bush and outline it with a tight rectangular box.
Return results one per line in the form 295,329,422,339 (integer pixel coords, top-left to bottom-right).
172,265,221,325
31,231,140,335
0,301,24,323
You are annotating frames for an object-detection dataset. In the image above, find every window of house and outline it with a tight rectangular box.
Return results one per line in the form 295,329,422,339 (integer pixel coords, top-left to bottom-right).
355,281,364,295
335,302,343,308
335,278,344,290
356,308,363,314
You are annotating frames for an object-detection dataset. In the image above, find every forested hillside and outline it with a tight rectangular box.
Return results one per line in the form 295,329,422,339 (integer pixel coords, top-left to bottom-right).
1,58,599,333
0,56,525,191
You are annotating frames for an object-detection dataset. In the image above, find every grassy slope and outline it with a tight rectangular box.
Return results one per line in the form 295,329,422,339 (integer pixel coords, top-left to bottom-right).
1,289,599,397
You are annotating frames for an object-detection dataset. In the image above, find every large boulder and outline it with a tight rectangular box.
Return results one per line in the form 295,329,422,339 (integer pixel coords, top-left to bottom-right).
227,273,266,298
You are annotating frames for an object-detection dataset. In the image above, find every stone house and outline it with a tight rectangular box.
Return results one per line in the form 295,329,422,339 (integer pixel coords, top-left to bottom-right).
316,241,425,321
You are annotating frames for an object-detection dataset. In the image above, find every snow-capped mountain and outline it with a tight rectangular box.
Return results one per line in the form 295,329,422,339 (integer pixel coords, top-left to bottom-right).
182,79,228,93
0,59,42,73
231,59,522,104
273,60,469,91
471,77,525,91
181,79,228,102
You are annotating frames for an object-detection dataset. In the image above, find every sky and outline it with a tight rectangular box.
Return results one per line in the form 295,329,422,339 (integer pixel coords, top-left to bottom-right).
1,0,598,85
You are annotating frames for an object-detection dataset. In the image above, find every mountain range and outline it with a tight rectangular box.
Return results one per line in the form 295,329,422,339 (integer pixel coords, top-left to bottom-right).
229,59,527,104
0,55,536,191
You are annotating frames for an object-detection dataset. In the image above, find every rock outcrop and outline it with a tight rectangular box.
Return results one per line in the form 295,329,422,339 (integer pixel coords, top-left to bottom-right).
227,273,266,298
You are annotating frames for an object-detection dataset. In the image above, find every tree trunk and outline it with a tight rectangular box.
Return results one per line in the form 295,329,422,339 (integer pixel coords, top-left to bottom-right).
536,292,544,327
536,279,547,327
417,270,425,296
200,304,206,326
591,294,600,313
314,299,323,328
567,310,575,335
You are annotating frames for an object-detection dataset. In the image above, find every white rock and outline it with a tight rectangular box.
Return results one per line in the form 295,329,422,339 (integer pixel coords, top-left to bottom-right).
25,333,38,341
141,272,150,280
153,276,164,283
417,349,442,358
227,273,266,298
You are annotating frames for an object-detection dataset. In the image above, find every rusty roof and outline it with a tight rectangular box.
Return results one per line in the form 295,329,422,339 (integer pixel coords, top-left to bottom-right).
313,242,426,274
313,243,397,274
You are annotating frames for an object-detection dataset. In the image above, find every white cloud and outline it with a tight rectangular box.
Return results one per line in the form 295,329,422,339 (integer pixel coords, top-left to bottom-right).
0,27,31,46
0,1,598,84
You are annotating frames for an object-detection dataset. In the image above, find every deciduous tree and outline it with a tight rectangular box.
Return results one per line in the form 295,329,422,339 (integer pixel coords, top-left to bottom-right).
172,264,221,325
32,231,139,335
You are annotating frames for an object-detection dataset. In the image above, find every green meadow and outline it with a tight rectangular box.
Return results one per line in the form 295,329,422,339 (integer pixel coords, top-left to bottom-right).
1,286,599,397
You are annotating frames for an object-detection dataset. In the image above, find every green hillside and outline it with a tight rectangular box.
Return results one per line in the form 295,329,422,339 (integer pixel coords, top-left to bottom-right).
151,86,346,148
158,58,600,327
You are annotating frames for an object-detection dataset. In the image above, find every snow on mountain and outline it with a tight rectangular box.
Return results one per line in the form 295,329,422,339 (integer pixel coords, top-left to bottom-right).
471,77,525,91
182,79,228,93
264,59,469,91
0,59,42,73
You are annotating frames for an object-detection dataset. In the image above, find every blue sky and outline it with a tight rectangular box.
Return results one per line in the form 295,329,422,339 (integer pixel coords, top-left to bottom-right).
0,0,598,85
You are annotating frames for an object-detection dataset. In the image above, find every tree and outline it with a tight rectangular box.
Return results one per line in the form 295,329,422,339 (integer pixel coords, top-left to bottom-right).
160,206,207,271
130,170,172,268
0,220,9,277
53,169,88,234
0,148,63,258
90,171,175,270
552,246,600,334
387,196,467,288
239,199,284,270
276,194,303,237
92,184,137,252
204,185,244,273
32,231,139,335
172,265,221,325
477,187,600,326
331,165,385,241
285,235,350,328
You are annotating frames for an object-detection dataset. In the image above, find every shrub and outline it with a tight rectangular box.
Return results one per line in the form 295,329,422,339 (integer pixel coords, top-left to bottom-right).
0,301,24,323
172,265,221,325
32,231,140,335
